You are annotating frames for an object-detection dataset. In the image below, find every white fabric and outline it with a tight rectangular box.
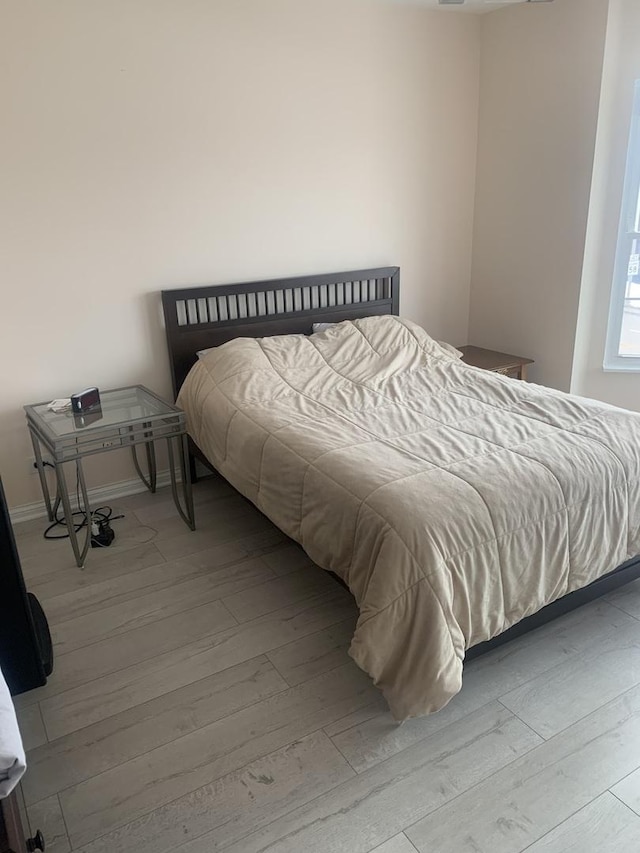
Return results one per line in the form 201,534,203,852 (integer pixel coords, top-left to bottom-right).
0,667,26,798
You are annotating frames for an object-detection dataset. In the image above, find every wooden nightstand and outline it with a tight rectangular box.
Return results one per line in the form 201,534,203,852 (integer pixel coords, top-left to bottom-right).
459,346,534,381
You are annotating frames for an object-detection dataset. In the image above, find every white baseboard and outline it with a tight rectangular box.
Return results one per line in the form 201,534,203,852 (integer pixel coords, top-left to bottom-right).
10,470,174,525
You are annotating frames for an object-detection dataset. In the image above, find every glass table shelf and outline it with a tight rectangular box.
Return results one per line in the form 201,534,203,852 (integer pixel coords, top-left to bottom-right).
25,385,195,567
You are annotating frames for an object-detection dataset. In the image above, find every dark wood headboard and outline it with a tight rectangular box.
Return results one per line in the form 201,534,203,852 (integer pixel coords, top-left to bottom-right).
162,266,400,397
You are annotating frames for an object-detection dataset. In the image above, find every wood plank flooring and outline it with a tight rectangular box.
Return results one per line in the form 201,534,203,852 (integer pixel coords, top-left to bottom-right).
11,476,640,853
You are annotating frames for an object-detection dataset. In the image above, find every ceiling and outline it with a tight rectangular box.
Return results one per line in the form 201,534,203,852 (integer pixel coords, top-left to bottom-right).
414,0,553,13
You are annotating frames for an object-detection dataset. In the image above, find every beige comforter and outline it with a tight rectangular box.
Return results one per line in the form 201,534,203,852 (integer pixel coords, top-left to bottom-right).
178,316,640,719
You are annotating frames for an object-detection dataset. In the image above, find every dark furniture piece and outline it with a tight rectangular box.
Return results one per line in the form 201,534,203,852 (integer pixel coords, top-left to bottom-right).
0,479,48,853
0,478,52,696
0,476,47,850
161,266,640,659
1,789,44,853
459,345,534,381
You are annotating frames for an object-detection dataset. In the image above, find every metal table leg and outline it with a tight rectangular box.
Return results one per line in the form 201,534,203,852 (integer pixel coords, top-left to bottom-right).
166,433,195,531
131,441,157,492
130,423,157,493
55,460,91,568
145,440,157,492
30,428,56,522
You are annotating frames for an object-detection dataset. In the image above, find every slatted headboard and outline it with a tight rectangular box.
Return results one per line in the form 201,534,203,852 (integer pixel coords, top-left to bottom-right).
162,266,400,397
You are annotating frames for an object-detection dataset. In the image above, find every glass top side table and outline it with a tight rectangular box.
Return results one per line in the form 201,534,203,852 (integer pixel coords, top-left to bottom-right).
25,385,195,567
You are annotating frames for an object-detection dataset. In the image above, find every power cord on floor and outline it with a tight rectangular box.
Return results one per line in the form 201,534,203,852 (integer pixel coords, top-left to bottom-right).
43,505,124,542
41,462,124,546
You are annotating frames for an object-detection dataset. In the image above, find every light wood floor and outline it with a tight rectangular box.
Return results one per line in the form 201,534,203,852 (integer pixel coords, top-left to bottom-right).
11,475,640,853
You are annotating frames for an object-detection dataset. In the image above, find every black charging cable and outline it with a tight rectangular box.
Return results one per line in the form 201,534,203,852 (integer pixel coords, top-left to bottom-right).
39,462,124,541
43,505,124,540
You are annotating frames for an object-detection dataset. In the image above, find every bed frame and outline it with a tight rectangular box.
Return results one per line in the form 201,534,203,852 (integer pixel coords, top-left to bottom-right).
161,266,640,660
162,267,400,398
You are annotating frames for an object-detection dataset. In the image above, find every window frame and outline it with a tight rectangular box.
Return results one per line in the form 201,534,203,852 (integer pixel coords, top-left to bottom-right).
604,79,640,372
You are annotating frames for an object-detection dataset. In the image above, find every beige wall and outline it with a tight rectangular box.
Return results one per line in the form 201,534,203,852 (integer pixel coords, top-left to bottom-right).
1,0,481,509
571,0,640,409
468,0,609,390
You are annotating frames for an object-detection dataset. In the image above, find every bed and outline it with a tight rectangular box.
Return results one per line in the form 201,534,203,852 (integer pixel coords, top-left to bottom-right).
162,267,640,719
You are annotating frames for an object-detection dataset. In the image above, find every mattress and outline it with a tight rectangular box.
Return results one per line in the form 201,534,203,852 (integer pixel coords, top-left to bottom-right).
178,316,640,719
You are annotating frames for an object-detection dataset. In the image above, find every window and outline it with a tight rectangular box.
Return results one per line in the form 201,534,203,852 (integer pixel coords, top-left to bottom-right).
605,80,640,370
